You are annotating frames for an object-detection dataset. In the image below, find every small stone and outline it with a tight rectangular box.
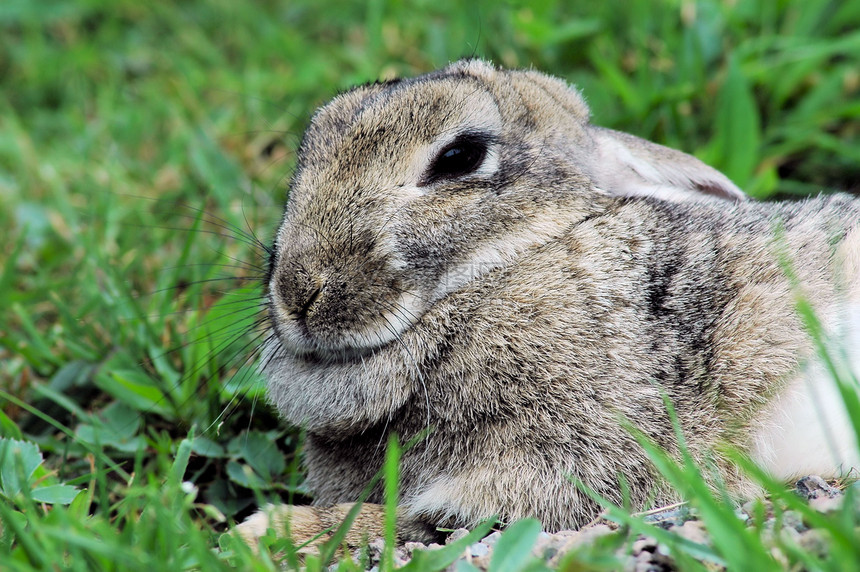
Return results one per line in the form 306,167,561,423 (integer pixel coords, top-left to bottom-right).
470,542,490,557
676,520,709,545
549,525,615,566
795,475,841,500
778,526,801,545
760,526,776,547
541,546,559,560
579,524,614,541
768,546,789,568
809,494,844,513
365,538,385,565
620,555,638,572
559,524,615,551
741,499,773,521
481,531,503,547
471,554,492,570
780,510,806,532
633,548,675,572
797,528,831,557
554,529,580,538
653,549,678,568
404,541,426,553
532,532,564,560
642,505,693,529
447,528,470,543
631,537,658,556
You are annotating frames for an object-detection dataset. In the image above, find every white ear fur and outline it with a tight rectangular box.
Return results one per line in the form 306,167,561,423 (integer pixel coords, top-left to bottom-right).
587,126,746,202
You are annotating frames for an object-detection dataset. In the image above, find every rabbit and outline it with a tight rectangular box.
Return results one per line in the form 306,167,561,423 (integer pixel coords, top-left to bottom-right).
235,59,860,548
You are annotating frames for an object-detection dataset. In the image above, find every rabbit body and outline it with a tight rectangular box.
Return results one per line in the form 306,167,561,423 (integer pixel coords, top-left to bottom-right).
256,60,860,539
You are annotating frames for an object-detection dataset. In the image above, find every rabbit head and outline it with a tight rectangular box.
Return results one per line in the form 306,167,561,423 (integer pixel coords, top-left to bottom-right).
264,59,742,429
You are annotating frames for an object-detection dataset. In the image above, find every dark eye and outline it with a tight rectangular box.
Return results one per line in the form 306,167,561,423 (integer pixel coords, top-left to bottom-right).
425,133,489,184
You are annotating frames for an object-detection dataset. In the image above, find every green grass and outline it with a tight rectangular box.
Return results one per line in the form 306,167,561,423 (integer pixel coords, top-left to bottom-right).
1,0,859,569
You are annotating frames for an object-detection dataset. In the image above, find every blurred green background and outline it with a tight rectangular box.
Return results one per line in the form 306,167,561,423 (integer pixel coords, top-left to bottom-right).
0,0,858,566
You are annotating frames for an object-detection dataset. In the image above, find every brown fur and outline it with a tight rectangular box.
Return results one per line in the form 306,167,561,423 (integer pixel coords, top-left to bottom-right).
238,60,860,548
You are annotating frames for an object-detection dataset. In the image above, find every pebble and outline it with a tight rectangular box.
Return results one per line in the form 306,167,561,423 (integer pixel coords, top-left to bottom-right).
781,510,806,532
741,498,773,520
643,505,693,528
795,475,841,499
631,537,657,555
676,520,709,544
480,531,502,547
808,494,844,513
344,474,853,570
446,528,470,543
403,541,426,553
469,542,490,557
796,527,831,557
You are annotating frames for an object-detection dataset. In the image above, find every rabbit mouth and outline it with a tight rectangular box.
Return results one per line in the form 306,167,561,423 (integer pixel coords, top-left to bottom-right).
268,288,426,363
284,342,382,365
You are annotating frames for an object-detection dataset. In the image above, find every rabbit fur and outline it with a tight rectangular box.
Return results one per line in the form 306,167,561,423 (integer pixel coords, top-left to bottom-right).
237,60,860,547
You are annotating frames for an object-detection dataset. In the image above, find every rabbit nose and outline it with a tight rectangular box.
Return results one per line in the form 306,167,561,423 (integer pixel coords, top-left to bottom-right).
271,264,325,320
297,284,323,319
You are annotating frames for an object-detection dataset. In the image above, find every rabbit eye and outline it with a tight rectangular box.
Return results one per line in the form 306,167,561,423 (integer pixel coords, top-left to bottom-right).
425,134,489,184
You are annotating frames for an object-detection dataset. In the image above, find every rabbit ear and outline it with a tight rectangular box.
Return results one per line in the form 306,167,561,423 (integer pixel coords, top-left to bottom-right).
587,126,746,201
